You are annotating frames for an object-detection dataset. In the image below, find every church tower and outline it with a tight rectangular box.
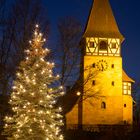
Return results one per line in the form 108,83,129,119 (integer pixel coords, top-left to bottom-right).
66,0,134,130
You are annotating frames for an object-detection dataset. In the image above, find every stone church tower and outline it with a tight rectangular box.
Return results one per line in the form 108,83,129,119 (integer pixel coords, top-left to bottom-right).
66,0,134,130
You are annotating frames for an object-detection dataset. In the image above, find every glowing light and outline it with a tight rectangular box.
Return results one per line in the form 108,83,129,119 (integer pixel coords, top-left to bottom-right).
12,86,16,89
77,91,81,96
60,92,65,95
45,48,49,52
35,24,39,28
59,86,63,89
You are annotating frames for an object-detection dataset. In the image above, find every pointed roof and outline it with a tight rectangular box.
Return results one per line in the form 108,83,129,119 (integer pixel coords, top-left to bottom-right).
83,0,124,41
122,70,135,83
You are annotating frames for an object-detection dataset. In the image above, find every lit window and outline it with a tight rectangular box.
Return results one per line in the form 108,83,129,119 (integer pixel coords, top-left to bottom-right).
123,82,127,86
124,86,127,90
101,102,106,109
123,82,132,95
124,90,127,95
99,41,108,50
128,90,131,95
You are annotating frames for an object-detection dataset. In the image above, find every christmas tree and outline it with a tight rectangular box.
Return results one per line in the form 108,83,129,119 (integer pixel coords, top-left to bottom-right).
3,25,64,140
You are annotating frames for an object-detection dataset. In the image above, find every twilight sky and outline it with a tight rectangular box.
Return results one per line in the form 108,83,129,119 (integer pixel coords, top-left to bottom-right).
44,0,140,83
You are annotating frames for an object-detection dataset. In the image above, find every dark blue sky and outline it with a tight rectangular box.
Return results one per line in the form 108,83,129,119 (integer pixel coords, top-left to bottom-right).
44,0,140,83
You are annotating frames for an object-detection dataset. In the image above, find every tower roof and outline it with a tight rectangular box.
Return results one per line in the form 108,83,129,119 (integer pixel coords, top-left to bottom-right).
122,70,135,83
83,0,124,40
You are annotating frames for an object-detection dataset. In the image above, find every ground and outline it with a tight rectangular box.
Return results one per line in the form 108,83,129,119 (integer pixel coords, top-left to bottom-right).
65,129,140,140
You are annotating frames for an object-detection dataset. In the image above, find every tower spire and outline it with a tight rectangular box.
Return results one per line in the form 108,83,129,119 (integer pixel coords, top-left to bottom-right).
83,0,124,41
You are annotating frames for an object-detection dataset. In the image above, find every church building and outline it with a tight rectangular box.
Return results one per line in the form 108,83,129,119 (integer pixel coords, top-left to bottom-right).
66,0,134,131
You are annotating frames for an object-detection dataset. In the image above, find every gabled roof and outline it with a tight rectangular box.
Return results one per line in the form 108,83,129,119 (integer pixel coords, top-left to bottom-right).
122,70,135,83
83,0,124,41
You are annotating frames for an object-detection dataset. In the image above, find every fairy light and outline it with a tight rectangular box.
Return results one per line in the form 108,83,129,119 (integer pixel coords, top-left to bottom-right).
40,58,44,61
59,107,62,111
46,95,50,99
77,91,81,96
45,48,49,52
60,92,65,95
4,25,64,140
12,86,16,90
31,92,34,96
36,24,39,28
17,73,20,76
20,85,23,89
36,64,39,67
52,62,55,66
40,100,43,103
47,111,50,114
59,86,63,89
23,89,26,92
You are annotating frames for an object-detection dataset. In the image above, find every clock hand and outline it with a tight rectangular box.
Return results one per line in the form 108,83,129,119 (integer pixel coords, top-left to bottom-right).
101,64,104,71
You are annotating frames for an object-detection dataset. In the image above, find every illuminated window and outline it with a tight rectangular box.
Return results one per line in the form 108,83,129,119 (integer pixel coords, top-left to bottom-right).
124,86,127,90
111,43,117,49
124,90,127,95
123,82,127,85
89,42,95,48
128,90,131,95
101,102,106,109
123,82,131,95
99,41,108,50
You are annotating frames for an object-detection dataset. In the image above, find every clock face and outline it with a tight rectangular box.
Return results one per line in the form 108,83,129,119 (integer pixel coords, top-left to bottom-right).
96,60,108,71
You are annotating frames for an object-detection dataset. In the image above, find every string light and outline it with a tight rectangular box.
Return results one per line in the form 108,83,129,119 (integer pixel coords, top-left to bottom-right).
35,24,39,28
77,91,81,96
3,24,64,140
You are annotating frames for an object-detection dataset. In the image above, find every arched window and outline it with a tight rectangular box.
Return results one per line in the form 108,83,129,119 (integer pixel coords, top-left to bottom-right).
101,102,106,109
99,41,108,50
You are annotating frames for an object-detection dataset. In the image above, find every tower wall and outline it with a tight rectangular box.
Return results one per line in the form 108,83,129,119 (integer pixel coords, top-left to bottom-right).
83,55,123,125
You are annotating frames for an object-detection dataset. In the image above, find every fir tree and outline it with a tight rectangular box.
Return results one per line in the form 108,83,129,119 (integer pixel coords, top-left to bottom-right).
3,25,64,140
